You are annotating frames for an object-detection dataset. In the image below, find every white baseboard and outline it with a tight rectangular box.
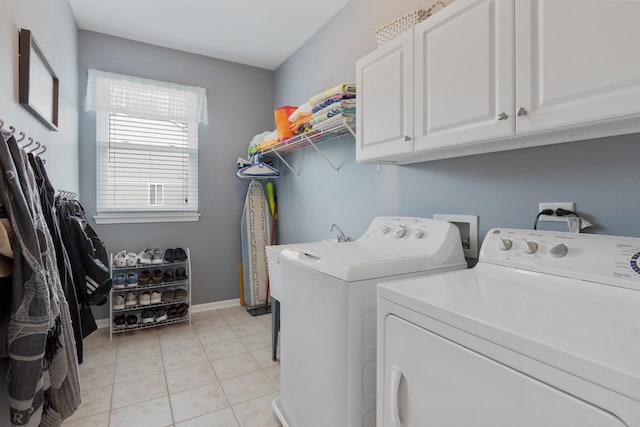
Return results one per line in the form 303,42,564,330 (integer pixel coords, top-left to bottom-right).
96,298,241,328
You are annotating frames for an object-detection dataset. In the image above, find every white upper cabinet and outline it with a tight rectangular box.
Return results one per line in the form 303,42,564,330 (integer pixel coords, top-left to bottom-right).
414,0,515,151
515,0,640,134
356,0,640,164
356,31,414,162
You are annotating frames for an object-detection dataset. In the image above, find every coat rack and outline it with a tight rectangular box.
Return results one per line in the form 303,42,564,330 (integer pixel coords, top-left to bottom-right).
0,117,48,162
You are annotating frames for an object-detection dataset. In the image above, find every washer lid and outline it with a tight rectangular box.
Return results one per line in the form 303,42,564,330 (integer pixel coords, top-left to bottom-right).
378,263,640,402
279,239,465,282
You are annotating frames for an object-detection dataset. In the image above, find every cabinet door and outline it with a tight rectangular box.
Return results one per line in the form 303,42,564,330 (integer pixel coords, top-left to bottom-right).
381,315,627,427
413,0,515,152
516,0,640,134
356,31,414,163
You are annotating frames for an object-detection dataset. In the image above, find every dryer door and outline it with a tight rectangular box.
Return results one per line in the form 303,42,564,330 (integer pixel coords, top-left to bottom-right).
381,315,627,427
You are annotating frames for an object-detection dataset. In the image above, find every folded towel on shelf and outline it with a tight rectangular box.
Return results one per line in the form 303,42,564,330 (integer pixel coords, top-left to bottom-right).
288,102,312,122
312,99,356,119
289,112,312,134
309,82,356,107
310,107,356,127
256,139,280,151
312,95,356,113
312,113,353,132
248,130,278,155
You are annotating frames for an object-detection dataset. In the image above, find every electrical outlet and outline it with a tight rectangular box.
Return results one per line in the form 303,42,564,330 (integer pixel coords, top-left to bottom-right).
538,202,575,222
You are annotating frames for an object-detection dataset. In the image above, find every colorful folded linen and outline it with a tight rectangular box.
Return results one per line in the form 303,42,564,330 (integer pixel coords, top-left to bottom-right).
312,99,356,119
312,113,353,132
289,112,312,134
310,107,356,126
312,95,356,114
309,82,356,107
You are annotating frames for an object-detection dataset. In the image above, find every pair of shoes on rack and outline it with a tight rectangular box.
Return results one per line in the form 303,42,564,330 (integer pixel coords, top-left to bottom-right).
160,288,187,303
113,313,140,328
138,247,164,265
164,248,187,262
141,308,167,323
114,272,139,289
114,251,138,267
167,303,189,319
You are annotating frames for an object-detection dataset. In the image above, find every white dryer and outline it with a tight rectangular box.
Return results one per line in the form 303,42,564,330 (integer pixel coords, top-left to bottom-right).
267,217,467,427
377,228,640,426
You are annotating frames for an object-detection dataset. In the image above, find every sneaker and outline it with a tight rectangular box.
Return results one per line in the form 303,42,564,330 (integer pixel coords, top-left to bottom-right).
175,267,187,280
113,294,125,310
174,248,188,261
150,291,162,304
126,272,138,288
174,288,187,300
113,314,126,328
141,310,155,324
139,291,151,305
164,248,175,263
126,252,138,266
163,269,175,282
151,247,164,264
161,289,175,302
139,270,151,285
125,292,138,307
151,269,164,284
126,314,139,328
113,273,126,289
138,247,153,265
154,308,167,322
114,250,127,267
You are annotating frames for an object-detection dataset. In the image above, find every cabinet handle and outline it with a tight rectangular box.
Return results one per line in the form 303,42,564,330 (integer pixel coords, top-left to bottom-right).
403,135,411,142
390,366,403,427
497,112,508,121
517,107,528,117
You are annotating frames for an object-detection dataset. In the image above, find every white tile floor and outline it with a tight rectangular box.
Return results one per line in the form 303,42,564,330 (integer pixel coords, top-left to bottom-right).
63,306,282,427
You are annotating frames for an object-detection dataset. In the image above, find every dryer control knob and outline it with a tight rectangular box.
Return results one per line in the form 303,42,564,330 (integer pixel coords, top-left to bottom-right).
497,238,513,251
380,226,390,235
393,225,407,239
523,240,539,254
414,230,424,239
550,243,568,258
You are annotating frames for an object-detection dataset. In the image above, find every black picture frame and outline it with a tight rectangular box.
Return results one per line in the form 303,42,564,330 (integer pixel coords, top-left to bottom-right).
19,28,59,131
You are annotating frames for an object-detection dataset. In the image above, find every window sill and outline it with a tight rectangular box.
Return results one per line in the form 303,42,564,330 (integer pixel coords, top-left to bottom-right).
94,212,201,224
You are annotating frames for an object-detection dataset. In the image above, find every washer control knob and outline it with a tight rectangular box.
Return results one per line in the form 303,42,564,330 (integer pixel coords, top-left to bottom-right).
550,243,568,258
414,230,424,239
523,240,539,254
497,238,513,251
393,225,407,239
380,226,390,235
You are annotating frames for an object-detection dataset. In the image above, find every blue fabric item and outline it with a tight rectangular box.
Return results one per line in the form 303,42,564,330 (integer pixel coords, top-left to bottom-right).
312,94,356,114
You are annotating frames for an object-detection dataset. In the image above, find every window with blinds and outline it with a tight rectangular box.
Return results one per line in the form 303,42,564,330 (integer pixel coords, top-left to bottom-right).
96,112,198,212
87,69,207,222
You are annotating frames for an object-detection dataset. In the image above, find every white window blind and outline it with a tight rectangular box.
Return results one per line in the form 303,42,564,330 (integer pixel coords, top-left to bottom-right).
87,70,207,221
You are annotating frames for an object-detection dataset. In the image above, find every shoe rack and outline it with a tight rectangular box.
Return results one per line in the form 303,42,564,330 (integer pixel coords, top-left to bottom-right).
109,248,192,340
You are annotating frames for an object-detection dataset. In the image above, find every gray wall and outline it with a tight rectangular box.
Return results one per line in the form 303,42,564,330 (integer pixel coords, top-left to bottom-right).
0,0,80,191
272,0,640,246
0,0,80,421
78,31,274,319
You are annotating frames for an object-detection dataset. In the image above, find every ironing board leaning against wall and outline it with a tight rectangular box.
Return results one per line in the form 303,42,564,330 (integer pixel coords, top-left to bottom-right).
241,179,272,308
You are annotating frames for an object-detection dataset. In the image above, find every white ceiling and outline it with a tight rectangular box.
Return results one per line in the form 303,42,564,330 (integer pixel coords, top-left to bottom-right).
69,0,351,70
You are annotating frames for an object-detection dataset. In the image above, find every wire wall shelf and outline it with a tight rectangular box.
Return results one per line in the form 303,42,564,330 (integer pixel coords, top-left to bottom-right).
257,115,356,176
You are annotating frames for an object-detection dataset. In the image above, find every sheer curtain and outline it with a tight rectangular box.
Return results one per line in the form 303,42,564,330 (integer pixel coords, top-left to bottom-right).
85,69,208,125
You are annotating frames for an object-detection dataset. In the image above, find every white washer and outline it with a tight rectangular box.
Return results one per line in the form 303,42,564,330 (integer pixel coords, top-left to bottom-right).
377,228,640,426
267,217,467,427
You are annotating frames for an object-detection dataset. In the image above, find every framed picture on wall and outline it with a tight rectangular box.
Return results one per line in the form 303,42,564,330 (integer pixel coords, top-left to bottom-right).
19,28,59,131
